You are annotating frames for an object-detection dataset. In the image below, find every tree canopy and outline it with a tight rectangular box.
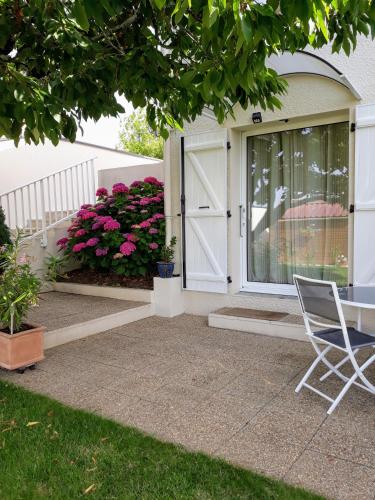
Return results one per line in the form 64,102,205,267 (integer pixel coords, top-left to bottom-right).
1,0,374,145
118,108,164,159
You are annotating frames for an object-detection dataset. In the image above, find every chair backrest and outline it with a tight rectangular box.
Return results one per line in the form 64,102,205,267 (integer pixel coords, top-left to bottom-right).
294,275,341,323
293,275,351,350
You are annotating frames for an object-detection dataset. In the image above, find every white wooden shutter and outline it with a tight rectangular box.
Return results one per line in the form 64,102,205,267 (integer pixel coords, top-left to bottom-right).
353,103,375,285
181,129,228,293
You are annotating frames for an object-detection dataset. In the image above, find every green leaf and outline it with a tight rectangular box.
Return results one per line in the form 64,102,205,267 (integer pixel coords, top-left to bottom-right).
72,2,90,31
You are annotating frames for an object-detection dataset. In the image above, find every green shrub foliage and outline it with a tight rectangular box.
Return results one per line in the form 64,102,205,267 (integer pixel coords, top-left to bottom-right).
58,178,165,277
0,207,11,246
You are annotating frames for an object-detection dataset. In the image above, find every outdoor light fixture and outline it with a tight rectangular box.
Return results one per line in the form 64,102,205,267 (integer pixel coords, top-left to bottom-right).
252,112,262,124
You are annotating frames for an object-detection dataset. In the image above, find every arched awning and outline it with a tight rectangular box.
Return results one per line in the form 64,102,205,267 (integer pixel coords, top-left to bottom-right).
267,50,361,99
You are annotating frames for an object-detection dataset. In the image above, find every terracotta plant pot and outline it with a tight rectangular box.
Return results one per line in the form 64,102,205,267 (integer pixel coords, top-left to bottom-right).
0,325,45,371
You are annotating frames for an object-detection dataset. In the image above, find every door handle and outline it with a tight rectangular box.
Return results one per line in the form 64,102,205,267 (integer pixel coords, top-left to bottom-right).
198,205,210,209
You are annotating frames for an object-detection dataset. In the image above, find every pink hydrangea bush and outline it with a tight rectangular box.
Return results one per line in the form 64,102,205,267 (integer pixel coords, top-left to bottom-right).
58,178,165,276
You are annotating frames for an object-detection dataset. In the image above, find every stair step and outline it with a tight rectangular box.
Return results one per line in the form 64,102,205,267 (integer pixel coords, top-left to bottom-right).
209,307,307,342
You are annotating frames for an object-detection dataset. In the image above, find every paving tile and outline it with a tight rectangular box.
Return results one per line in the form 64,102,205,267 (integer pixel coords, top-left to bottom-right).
76,387,141,419
245,405,326,447
146,382,213,413
109,371,165,398
122,399,179,438
161,359,239,392
215,429,304,479
285,449,375,500
308,412,375,468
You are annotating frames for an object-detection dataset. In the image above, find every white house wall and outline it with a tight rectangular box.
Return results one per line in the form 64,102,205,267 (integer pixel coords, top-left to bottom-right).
98,162,164,190
166,35,375,320
0,140,157,195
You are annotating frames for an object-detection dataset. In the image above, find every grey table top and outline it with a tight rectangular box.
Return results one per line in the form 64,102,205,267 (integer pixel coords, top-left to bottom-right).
338,286,375,309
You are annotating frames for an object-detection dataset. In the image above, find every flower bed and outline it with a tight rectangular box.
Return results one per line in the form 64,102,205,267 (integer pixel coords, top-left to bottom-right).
57,269,155,290
57,177,165,277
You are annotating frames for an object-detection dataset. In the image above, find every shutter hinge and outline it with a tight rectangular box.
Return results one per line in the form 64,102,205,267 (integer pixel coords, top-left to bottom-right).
227,276,232,284
350,123,356,132
227,141,231,150
349,204,355,213
227,210,232,218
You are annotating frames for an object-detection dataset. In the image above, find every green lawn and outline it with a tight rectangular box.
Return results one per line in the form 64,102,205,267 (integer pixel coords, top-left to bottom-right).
0,380,323,499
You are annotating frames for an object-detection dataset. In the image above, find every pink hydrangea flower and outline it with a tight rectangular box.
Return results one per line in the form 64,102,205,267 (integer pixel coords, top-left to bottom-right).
131,200,140,205
144,176,160,186
75,229,87,237
91,222,102,230
150,197,162,203
95,203,106,210
104,219,120,232
57,237,69,247
96,216,113,225
95,247,109,256
81,211,96,220
130,180,142,188
139,220,151,229
112,182,129,195
153,213,165,220
120,241,136,256
125,205,135,211
72,242,86,252
96,187,108,197
86,237,99,247
149,242,159,250
139,197,151,206
80,204,92,210
149,228,158,235
127,195,135,200
127,233,138,242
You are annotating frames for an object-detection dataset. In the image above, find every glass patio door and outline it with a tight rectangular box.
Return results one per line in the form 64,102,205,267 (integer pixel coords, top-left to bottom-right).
246,122,349,290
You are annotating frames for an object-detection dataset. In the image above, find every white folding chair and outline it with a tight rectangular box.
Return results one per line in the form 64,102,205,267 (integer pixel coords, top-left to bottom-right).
293,275,375,414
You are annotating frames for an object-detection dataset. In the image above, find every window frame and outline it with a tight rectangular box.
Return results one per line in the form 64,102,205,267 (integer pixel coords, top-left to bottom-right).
240,112,352,296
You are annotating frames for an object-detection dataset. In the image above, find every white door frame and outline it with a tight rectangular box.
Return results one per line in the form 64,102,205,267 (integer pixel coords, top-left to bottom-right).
240,112,352,295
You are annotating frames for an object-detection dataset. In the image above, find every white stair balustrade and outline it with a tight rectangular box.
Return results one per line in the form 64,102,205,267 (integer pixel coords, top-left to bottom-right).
0,158,97,246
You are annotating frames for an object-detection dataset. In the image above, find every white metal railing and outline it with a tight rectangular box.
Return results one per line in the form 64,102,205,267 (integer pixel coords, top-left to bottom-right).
0,158,97,246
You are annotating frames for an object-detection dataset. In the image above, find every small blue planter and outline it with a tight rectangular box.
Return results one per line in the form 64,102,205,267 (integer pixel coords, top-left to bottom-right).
157,262,174,278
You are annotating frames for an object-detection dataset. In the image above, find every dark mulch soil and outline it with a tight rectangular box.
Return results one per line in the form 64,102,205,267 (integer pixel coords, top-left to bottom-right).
0,323,36,335
58,268,155,290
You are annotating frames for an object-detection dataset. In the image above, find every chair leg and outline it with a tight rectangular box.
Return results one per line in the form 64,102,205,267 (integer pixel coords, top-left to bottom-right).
327,371,358,414
320,349,359,382
295,345,332,393
327,353,375,414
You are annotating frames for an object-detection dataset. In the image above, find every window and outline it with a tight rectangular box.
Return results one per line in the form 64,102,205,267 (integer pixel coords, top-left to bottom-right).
247,122,349,287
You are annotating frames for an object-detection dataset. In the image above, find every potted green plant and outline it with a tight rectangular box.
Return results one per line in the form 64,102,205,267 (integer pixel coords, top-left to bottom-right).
0,206,11,273
0,233,44,372
157,236,177,278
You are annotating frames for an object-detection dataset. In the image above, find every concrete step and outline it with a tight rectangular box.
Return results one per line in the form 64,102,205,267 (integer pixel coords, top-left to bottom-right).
27,292,155,349
208,307,307,342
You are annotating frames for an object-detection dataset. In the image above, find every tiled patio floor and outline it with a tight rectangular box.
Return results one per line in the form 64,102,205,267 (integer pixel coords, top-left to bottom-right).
1,314,374,499
28,292,146,330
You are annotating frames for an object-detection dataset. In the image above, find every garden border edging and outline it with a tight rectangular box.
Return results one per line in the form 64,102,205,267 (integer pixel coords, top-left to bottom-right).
53,281,154,303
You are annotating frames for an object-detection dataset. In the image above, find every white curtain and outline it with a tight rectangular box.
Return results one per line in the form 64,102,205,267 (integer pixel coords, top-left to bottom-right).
247,122,349,286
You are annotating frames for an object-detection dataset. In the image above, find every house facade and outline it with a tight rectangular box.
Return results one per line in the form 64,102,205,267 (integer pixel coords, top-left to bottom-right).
164,36,375,317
